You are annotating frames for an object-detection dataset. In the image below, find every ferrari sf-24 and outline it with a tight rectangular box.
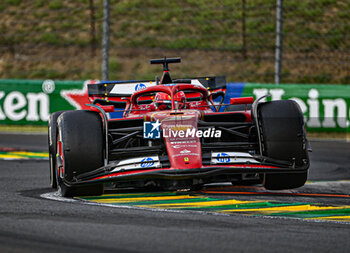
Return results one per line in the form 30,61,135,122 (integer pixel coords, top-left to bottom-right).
48,57,310,197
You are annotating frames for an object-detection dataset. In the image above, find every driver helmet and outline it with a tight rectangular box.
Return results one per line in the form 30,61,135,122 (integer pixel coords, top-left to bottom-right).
174,91,186,109
154,92,172,110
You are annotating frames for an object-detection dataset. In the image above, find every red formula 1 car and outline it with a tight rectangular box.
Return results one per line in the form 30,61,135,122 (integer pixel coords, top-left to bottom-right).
48,57,310,197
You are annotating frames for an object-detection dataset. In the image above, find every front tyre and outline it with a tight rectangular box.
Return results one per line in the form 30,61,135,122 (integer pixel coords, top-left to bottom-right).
56,110,104,197
257,100,309,190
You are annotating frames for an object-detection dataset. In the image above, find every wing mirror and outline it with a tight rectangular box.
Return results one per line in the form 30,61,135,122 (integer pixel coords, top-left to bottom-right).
209,91,225,112
210,91,225,100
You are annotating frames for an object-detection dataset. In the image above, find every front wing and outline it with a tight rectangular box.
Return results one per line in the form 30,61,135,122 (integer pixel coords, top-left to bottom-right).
64,159,309,188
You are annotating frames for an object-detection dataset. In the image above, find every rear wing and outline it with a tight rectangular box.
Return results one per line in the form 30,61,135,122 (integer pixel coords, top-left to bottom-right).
87,76,226,110
88,76,226,98
174,76,226,90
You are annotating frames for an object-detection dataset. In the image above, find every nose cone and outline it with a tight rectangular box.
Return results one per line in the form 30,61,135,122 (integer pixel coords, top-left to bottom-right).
158,111,203,169
166,138,202,169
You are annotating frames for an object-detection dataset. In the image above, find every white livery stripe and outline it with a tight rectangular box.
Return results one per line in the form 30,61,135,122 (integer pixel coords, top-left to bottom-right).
109,82,156,95
111,156,160,172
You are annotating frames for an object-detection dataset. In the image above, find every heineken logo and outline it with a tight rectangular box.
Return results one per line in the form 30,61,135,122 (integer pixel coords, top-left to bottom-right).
253,88,350,129
0,91,49,121
0,80,98,123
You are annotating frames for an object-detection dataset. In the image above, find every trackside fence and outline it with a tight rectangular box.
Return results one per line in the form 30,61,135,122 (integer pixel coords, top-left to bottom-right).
0,79,349,133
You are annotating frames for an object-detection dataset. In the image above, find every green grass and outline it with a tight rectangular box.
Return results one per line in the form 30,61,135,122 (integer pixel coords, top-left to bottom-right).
48,1,63,10
0,0,349,83
34,0,44,8
6,0,22,6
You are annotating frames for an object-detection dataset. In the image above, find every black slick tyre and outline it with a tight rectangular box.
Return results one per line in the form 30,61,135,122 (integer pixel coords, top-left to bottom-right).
48,111,65,189
56,110,104,197
257,100,308,190
263,171,308,191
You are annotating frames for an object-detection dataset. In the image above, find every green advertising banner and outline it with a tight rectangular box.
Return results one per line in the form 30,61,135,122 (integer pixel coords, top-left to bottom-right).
0,79,94,125
0,79,349,133
242,83,350,133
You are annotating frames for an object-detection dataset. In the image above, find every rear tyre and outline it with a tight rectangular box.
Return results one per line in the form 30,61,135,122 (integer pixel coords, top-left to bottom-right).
56,110,104,197
258,100,308,190
48,111,65,189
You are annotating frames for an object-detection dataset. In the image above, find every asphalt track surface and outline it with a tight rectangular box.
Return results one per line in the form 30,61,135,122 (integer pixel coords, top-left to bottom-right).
0,133,350,252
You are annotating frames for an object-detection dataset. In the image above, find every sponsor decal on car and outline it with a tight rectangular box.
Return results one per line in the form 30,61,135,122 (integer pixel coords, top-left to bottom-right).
180,149,191,154
169,125,192,131
216,153,230,163
170,141,197,144
110,81,155,95
173,153,199,158
163,116,194,121
135,83,146,91
111,156,160,172
140,157,155,167
173,144,198,149
211,152,259,164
